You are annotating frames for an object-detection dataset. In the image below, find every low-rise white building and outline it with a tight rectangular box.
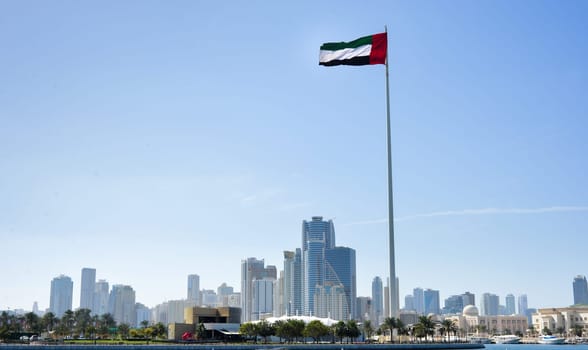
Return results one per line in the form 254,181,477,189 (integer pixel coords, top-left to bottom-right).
532,306,588,336
446,305,527,335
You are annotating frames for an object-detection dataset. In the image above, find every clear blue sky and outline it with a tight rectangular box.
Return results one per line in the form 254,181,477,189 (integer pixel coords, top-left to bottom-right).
1,0,587,312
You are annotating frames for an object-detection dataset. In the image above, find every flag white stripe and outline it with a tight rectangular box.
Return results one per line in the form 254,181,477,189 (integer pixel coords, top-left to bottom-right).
319,44,372,63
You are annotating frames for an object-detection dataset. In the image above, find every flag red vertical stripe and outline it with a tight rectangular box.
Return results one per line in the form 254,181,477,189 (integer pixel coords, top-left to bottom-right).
369,32,387,65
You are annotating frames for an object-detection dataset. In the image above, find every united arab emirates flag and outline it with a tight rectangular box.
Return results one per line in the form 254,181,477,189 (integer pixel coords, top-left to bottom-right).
319,32,387,66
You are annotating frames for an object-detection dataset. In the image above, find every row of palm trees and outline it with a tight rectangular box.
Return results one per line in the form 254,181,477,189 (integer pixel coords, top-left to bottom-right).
0,309,166,341
238,315,460,344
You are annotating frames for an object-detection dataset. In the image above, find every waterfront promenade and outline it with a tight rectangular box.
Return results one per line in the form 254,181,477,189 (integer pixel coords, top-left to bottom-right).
0,344,485,350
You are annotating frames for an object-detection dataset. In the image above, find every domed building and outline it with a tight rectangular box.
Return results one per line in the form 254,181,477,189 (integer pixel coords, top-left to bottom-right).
445,304,528,336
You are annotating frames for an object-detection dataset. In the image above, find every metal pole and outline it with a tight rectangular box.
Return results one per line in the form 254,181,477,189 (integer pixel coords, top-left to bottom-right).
385,25,398,319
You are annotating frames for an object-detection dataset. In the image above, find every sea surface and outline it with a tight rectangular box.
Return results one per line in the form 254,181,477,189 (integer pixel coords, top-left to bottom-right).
486,345,588,350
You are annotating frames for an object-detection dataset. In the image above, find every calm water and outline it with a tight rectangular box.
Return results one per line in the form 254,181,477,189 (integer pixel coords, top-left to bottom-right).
486,345,588,350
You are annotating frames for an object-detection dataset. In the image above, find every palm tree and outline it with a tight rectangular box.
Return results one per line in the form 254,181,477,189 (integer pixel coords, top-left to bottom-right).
346,320,360,343
118,323,130,339
362,320,374,342
334,321,347,343
416,315,435,342
61,310,75,338
41,312,57,333
382,317,397,342
441,319,457,342
24,312,41,333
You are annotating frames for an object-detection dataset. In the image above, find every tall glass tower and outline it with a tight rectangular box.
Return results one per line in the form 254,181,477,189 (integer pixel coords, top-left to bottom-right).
371,277,384,326
302,216,335,316
325,246,356,319
283,249,302,316
505,294,516,315
187,274,200,305
573,275,588,305
80,268,96,313
517,294,528,315
49,275,73,317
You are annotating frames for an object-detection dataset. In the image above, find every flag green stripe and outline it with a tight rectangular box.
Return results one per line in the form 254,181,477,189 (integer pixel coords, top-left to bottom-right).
320,35,373,51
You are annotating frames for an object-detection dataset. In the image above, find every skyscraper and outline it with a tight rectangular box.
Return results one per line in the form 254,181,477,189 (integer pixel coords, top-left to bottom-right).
93,279,109,316
283,249,302,316
443,295,464,314
252,279,274,320
325,246,356,319
80,268,96,313
505,294,516,315
49,275,73,317
108,284,136,325
573,275,588,305
462,292,475,307
517,294,528,315
302,216,335,316
187,274,200,305
481,293,499,316
240,257,275,322
404,294,415,311
314,283,348,320
413,287,424,315
424,289,440,315
371,276,384,326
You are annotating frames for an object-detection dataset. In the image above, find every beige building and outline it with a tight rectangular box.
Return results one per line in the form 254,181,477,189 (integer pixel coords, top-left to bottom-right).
446,305,528,335
532,306,588,335
168,306,241,340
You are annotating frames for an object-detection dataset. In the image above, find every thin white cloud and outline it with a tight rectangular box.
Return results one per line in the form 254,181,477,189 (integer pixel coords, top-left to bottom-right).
343,206,588,226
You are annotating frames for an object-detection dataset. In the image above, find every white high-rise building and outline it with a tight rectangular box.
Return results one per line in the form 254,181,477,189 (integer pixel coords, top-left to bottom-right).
93,280,109,316
108,284,136,325
80,268,96,313
187,274,200,305
252,279,274,320
49,275,73,318
371,276,384,325
314,283,348,320
241,257,276,322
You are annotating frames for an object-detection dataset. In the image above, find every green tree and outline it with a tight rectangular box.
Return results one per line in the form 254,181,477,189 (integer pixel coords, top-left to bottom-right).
416,315,435,342
441,319,457,342
61,310,75,338
346,320,360,343
74,308,92,337
239,322,258,343
273,320,286,342
334,321,347,343
303,320,329,343
289,319,305,342
196,323,206,340
362,320,374,341
24,312,41,333
118,323,130,339
41,312,57,333
257,320,274,343
152,322,166,339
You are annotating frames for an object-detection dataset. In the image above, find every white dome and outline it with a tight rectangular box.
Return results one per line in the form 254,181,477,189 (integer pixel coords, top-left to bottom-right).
463,305,479,316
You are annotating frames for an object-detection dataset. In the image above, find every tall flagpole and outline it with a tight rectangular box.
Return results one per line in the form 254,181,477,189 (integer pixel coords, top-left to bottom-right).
384,25,399,319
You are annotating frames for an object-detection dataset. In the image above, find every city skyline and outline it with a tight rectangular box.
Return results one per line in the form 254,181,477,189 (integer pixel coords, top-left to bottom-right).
2,1,587,312
5,264,587,317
